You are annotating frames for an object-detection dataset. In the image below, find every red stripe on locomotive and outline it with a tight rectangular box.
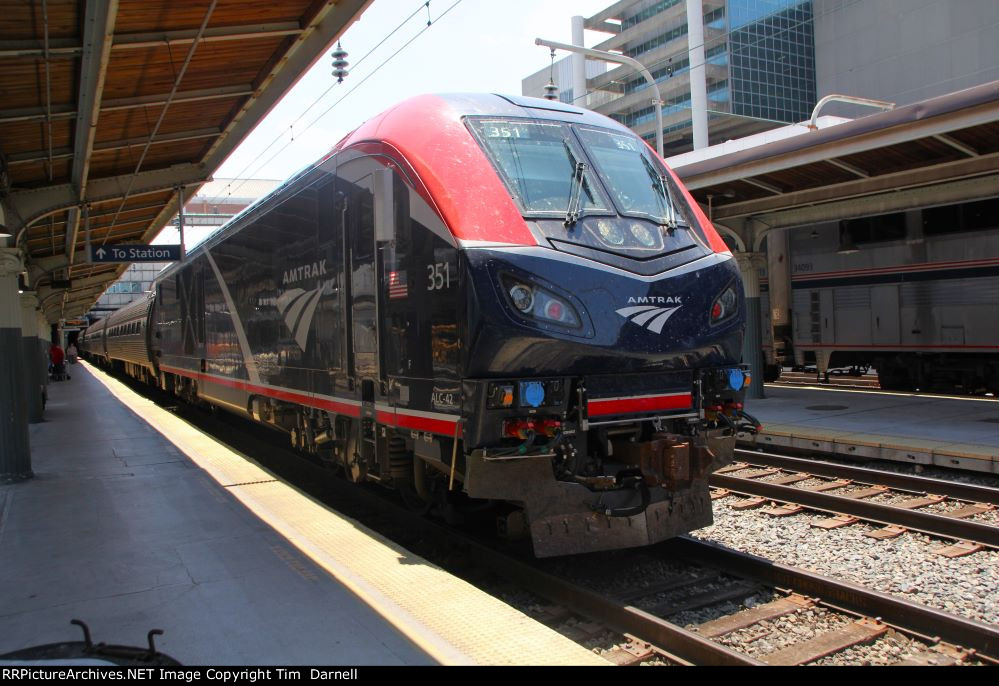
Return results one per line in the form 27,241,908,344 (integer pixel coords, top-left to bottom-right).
588,393,693,417
338,94,537,246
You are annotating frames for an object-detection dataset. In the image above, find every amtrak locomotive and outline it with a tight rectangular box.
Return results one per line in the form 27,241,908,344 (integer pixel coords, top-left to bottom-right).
82,94,754,556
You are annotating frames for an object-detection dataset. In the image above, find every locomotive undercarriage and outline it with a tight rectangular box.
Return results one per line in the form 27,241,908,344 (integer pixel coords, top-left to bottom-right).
116,362,751,557
463,419,736,557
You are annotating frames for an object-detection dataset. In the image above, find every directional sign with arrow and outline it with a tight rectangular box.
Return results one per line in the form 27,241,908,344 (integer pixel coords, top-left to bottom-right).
91,244,182,263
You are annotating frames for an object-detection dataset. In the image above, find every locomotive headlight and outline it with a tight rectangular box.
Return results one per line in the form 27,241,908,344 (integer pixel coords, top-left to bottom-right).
629,222,659,248
503,277,581,329
710,285,737,324
593,218,625,246
509,283,534,312
532,290,580,327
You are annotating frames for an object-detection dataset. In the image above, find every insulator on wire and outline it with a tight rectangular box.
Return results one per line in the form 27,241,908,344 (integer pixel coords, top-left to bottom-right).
543,47,559,101
332,42,349,83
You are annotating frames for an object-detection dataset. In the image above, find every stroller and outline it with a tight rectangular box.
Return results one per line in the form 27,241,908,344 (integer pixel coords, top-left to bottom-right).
49,345,71,381
50,361,70,381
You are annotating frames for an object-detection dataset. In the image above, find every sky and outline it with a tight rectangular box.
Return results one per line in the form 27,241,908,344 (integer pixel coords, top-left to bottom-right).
213,0,613,182
157,0,612,246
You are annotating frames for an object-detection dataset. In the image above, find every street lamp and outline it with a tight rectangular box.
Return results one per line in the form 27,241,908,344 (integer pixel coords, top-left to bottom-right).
535,37,664,158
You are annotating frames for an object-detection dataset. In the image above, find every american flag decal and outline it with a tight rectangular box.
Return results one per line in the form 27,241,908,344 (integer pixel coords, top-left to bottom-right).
388,270,408,299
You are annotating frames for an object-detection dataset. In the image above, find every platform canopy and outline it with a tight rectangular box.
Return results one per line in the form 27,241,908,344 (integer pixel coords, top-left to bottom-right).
0,0,372,321
671,80,999,252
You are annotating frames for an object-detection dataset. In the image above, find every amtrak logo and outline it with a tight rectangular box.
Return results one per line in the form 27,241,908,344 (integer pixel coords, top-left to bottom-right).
276,286,325,350
276,260,335,351
615,305,681,334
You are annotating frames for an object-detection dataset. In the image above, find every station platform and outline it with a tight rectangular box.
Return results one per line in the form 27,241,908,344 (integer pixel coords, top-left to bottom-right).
0,363,609,666
740,384,999,474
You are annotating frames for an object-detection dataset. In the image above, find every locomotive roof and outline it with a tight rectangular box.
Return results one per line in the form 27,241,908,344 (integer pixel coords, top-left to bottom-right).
158,93,698,279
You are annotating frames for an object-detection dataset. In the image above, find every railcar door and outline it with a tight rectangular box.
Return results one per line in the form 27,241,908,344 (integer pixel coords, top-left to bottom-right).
871,284,900,345
340,161,380,386
338,156,388,478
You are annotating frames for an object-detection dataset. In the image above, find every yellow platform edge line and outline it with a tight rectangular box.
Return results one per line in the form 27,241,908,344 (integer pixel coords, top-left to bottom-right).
84,363,609,666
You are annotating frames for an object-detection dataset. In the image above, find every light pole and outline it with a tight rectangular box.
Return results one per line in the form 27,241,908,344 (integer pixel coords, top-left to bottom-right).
535,37,664,158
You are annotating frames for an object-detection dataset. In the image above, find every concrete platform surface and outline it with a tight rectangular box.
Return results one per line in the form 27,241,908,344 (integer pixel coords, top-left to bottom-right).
742,385,999,473
0,363,609,666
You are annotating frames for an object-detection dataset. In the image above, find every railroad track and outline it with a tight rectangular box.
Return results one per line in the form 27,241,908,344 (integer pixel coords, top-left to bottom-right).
110,370,998,665
480,534,999,665
710,449,999,553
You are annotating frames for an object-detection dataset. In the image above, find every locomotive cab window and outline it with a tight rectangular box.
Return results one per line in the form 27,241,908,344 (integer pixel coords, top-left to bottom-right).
575,126,687,228
466,118,610,217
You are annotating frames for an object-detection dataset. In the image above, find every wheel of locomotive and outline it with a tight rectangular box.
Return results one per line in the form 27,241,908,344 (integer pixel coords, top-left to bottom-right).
341,421,365,483
391,438,433,513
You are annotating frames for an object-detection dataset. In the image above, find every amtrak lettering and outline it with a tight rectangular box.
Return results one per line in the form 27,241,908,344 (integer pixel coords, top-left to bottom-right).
282,259,327,286
627,296,682,304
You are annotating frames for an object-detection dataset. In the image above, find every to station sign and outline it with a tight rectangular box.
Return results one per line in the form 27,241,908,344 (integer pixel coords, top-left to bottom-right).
90,244,182,263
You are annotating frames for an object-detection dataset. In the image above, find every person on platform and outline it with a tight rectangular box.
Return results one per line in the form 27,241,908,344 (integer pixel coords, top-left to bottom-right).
66,342,78,364
49,343,68,379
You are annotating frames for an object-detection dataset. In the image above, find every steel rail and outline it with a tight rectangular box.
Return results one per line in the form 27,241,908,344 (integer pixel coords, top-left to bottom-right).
709,471,999,548
733,448,999,505
457,538,764,666
670,537,999,659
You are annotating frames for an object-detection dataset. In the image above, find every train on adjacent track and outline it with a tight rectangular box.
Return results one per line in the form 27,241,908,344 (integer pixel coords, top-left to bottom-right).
773,200,999,394
82,93,755,557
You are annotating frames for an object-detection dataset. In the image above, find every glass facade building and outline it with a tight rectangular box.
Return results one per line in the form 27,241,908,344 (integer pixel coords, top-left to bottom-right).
728,0,816,124
522,0,818,156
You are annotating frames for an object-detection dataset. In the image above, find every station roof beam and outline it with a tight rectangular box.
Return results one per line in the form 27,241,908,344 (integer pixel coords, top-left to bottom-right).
0,0,373,321
671,80,999,244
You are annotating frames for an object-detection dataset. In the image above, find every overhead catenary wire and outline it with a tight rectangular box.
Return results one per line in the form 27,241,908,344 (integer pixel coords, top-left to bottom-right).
207,1,436,206
218,0,464,201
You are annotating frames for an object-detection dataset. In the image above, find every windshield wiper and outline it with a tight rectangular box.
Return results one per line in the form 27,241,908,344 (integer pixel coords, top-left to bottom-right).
562,139,589,227
641,155,682,231
565,160,588,227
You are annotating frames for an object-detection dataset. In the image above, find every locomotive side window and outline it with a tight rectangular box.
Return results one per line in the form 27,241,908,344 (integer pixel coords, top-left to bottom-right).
466,118,610,216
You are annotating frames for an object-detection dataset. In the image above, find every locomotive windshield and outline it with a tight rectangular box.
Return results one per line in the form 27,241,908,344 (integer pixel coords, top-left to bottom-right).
466,119,611,216
468,118,687,231
574,126,683,227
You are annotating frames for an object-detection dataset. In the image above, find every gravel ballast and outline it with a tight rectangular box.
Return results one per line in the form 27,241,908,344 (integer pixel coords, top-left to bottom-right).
694,498,999,625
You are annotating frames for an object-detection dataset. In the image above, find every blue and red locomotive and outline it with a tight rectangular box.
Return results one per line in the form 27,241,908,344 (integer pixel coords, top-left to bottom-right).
82,94,754,556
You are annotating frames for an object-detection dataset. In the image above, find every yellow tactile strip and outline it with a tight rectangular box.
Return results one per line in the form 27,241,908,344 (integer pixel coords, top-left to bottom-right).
86,364,610,666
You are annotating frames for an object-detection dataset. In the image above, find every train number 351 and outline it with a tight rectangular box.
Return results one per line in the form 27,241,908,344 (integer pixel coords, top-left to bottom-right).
427,262,452,291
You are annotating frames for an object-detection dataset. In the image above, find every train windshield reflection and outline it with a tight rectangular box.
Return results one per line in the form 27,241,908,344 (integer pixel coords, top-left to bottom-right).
466,119,610,216
574,126,680,227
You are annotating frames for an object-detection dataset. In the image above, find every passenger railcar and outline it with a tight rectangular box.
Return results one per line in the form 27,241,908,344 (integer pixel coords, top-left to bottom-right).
788,198,999,394
85,94,754,556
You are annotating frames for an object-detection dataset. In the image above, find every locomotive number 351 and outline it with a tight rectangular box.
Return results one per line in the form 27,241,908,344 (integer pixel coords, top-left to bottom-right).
427,262,452,291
